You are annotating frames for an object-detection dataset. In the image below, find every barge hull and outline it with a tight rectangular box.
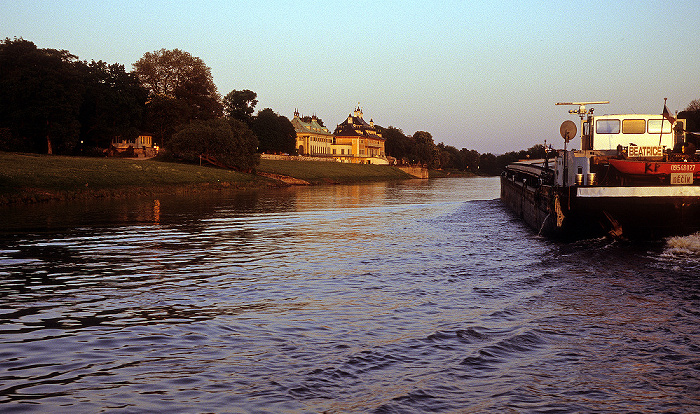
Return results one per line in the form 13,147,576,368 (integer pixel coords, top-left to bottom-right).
501,175,700,238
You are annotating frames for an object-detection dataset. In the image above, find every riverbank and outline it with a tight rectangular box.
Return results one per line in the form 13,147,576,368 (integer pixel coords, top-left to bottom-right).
0,152,418,204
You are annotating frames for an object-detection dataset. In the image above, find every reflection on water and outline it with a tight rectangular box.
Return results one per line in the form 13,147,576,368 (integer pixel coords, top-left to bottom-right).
1,177,699,413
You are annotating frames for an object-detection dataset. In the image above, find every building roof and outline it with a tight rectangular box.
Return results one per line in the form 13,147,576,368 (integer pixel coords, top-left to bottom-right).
291,112,334,136
333,106,384,140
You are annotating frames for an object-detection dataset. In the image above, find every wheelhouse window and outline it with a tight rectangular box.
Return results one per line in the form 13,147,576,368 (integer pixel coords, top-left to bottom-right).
622,119,645,134
596,119,620,134
647,119,672,134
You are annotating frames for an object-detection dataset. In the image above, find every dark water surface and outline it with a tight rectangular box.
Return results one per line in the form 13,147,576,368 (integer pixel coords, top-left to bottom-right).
1,177,699,413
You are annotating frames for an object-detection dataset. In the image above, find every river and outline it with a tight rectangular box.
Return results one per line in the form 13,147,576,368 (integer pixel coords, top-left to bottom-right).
1,176,699,413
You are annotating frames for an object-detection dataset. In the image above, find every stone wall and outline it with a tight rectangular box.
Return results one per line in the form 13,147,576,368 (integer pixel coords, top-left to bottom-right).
261,154,337,162
397,166,429,179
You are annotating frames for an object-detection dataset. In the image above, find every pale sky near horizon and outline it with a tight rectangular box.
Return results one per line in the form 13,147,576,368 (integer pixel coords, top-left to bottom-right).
3,0,700,153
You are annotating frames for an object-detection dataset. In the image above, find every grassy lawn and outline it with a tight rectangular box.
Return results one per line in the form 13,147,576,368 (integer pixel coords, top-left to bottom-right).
0,152,263,201
0,152,416,203
257,158,412,184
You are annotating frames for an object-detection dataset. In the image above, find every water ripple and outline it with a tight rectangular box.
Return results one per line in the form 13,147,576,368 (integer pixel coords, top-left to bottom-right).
1,178,699,412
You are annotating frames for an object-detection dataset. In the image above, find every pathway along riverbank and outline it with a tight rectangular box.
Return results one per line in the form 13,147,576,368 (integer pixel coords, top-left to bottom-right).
0,152,422,205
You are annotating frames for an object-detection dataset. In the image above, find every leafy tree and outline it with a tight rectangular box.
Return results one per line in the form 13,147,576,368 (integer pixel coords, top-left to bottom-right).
227,119,260,171
436,143,461,169
460,148,480,172
223,89,258,124
479,153,498,175
413,130,438,168
79,61,148,151
143,94,191,148
685,99,700,112
383,126,416,164
679,99,700,145
527,144,547,159
133,49,222,144
300,115,325,127
251,108,296,154
0,38,85,154
169,118,259,171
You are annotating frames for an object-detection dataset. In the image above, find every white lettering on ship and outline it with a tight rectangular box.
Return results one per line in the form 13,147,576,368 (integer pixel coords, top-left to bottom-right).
670,164,696,172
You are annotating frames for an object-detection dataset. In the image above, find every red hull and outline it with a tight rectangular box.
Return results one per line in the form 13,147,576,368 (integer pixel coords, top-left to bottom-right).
608,159,700,177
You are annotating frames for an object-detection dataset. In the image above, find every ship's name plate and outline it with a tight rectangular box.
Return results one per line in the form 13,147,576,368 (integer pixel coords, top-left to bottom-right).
628,146,663,158
671,173,693,185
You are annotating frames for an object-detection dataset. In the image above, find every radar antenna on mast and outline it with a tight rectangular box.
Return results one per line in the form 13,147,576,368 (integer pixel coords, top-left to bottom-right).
556,101,609,118
556,101,609,143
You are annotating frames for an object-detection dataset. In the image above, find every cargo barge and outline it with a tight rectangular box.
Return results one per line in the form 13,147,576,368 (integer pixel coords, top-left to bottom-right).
501,101,700,239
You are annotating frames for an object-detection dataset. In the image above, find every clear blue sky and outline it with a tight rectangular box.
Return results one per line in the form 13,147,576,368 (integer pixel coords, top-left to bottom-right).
3,0,700,153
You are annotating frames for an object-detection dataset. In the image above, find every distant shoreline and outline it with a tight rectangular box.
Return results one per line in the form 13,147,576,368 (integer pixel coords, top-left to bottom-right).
0,152,448,205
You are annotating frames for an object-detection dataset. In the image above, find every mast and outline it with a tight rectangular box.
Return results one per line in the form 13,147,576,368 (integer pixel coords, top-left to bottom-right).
556,101,609,144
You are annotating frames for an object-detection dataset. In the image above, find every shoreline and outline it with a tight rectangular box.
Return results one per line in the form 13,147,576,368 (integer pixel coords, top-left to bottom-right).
0,180,284,205
0,152,445,206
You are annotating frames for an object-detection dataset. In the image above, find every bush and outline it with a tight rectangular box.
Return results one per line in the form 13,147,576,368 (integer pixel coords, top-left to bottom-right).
169,118,259,172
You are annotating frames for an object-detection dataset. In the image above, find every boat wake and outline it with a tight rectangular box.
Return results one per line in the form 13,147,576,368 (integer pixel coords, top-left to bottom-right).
664,232,700,256
656,232,700,273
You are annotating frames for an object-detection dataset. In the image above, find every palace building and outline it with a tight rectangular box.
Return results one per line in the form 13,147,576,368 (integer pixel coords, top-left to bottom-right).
291,110,334,157
332,106,388,164
291,106,388,164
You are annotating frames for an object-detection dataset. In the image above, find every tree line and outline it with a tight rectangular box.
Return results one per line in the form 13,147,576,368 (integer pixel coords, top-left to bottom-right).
380,126,547,175
0,38,294,171
3,38,698,175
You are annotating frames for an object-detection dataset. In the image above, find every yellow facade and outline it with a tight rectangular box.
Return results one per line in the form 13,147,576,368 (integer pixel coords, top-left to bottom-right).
292,106,388,164
332,106,388,164
292,111,334,156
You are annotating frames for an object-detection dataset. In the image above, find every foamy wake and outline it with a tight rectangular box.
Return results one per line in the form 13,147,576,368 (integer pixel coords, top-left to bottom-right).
664,232,700,256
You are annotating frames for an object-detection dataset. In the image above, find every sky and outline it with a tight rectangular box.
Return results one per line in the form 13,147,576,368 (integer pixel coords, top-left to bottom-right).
3,0,700,154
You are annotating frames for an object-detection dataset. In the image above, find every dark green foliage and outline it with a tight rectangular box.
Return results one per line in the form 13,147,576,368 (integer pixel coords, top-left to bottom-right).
300,115,325,127
383,126,416,164
169,118,259,172
382,121,548,175
460,148,480,172
251,108,296,154
143,94,191,148
223,89,258,124
134,48,223,145
679,99,700,147
413,131,438,169
0,38,85,154
0,38,149,155
79,61,148,151
477,144,547,176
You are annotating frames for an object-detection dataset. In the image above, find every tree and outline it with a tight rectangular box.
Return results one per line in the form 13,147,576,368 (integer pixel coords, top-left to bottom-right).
460,148,480,172
251,108,296,154
436,143,462,170
526,144,547,159
227,119,260,171
0,38,85,154
685,99,700,112
223,89,258,124
169,118,259,171
79,60,148,151
413,131,438,168
300,115,325,127
479,153,498,175
143,94,191,148
133,49,222,143
384,126,416,164
679,98,700,145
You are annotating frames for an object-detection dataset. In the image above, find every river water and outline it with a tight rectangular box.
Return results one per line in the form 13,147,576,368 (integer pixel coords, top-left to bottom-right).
1,176,699,413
